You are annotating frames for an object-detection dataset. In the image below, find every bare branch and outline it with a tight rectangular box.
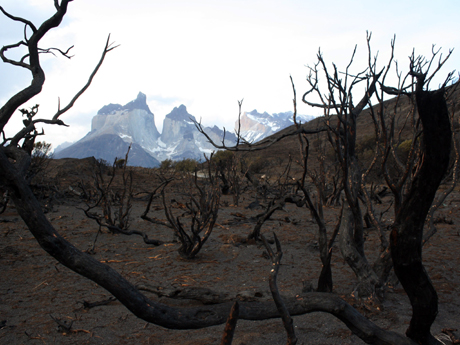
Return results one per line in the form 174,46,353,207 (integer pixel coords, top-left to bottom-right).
261,233,297,345
221,302,239,345
5,36,117,147
53,35,119,119
194,116,327,152
0,0,74,132
0,6,37,32
38,45,75,59
0,41,31,69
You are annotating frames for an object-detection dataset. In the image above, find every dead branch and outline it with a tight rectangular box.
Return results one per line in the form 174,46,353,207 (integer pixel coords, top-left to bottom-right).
194,115,327,152
261,233,297,345
141,178,174,228
83,208,163,246
7,35,118,147
221,302,239,345
424,96,459,245
162,170,221,259
248,197,285,241
80,296,117,309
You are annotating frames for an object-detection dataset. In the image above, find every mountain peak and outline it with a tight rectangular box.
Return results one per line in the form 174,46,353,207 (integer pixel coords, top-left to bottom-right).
238,109,314,143
248,109,270,118
96,92,153,115
137,91,147,101
166,104,196,121
97,103,122,115
122,92,153,115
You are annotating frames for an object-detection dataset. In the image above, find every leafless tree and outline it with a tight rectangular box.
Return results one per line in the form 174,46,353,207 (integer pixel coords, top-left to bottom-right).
1,4,457,344
211,150,250,205
423,88,459,244
84,147,133,231
196,32,456,343
289,75,342,293
303,32,456,343
162,164,221,259
303,36,387,300
81,147,164,249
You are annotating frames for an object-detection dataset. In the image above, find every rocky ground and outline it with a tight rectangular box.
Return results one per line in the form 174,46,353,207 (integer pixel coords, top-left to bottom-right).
1,159,460,344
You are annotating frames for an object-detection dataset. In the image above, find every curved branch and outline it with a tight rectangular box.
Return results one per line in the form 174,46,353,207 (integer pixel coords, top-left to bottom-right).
261,233,297,345
0,6,37,32
38,45,75,59
0,0,72,132
8,35,117,146
0,41,31,69
53,35,119,119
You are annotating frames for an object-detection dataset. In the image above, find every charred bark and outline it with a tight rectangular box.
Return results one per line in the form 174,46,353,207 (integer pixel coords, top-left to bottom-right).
221,302,239,345
339,202,383,298
261,233,297,345
390,82,451,344
248,198,285,241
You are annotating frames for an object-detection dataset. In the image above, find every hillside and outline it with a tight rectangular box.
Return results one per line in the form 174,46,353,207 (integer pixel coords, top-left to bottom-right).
241,82,460,177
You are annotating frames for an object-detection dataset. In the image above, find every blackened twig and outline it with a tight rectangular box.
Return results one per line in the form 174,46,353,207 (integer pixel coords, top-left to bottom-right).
221,301,239,345
261,233,297,345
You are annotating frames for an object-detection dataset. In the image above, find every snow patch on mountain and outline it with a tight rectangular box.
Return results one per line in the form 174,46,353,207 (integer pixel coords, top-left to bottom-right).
237,110,314,143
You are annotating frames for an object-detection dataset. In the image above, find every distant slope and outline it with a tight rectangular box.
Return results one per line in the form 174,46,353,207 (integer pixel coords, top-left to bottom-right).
245,83,460,174
55,134,160,168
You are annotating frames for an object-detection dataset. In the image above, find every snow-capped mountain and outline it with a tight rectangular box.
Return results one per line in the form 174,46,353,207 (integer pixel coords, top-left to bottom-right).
237,110,314,143
55,93,237,167
152,104,237,162
55,93,314,167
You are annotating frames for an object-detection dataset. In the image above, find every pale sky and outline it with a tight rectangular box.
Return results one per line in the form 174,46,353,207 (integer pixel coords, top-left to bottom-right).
1,0,459,148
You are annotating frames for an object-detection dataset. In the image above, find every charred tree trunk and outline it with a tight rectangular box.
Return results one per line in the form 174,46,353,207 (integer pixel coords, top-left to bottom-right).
390,83,451,344
335,72,383,298
339,202,382,298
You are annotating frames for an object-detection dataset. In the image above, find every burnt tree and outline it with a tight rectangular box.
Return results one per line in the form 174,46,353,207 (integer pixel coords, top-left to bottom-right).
390,75,451,344
1,3,457,344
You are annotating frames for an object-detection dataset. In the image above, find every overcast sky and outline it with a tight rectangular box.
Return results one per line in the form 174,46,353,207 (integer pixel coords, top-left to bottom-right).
1,0,459,148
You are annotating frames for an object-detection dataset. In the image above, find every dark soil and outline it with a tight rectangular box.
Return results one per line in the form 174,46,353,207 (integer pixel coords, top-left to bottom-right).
1,159,459,344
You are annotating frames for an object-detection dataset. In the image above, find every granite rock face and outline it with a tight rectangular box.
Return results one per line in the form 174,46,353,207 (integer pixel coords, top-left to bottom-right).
159,105,195,145
55,93,236,166
155,105,237,161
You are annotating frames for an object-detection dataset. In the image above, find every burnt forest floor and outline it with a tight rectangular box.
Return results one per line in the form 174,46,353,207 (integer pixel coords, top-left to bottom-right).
1,159,460,345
